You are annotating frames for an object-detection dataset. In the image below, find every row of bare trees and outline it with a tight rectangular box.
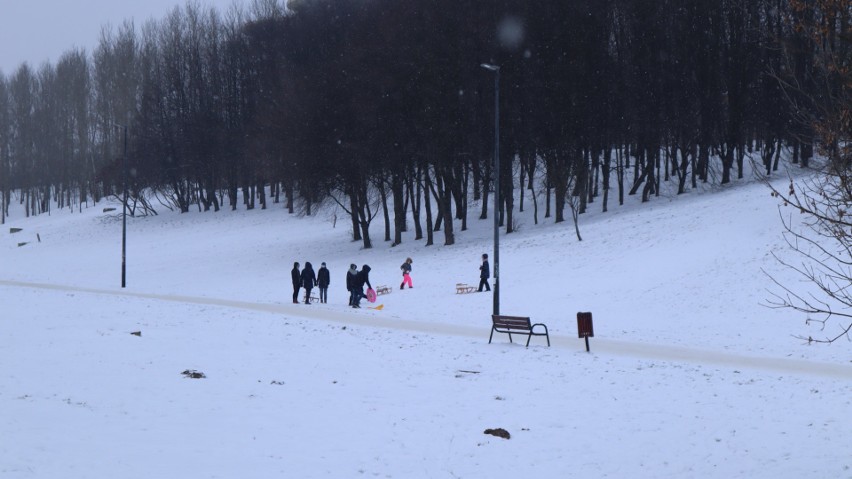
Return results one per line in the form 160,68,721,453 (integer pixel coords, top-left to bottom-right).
0,0,825,247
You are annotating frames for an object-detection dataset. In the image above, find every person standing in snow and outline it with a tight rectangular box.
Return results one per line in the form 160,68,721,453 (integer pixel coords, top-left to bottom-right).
346,264,358,306
317,262,330,304
478,254,491,292
400,257,413,290
291,262,301,304
301,262,317,304
352,264,372,308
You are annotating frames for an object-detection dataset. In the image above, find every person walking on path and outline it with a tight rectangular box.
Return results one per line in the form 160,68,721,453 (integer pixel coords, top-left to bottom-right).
352,264,372,308
291,262,301,303
301,262,317,304
317,262,330,304
346,264,358,306
478,254,491,292
400,257,413,289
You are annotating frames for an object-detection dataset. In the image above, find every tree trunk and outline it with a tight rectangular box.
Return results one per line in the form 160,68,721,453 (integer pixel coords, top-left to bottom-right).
502,150,513,234
601,147,611,212
357,184,372,249
285,181,294,214
429,168,455,246
577,147,589,214
408,164,423,241
617,145,625,205
392,170,405,246
772,140,782,171
423,166,434,246
721,143,734,184
698,144,709,183
349,187,361,242
519,153,525,213
379,180,391,243
553,150,568,224
480,156,490,220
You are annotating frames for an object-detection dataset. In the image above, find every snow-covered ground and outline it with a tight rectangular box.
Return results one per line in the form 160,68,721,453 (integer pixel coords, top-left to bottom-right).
2,169,851,478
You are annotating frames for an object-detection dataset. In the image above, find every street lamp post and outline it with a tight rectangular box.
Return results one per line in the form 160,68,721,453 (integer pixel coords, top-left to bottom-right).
481,63,500,316
116,123,128,288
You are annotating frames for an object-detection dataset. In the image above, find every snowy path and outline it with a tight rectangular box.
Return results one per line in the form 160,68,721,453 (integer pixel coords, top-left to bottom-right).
4,278,852,380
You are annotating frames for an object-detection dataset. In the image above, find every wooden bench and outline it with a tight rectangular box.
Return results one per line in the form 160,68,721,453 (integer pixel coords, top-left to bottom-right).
489,315,550,347
456,283,477,294
375,285,392,295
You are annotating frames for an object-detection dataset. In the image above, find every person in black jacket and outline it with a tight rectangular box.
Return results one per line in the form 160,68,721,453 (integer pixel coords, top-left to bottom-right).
301,262,317,304
352,264,372,308
317,262,330,304
346,264,358,306
478,254,491,292
291,262,301,303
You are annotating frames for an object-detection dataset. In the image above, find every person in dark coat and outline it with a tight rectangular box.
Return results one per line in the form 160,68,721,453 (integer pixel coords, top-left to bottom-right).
346,264,358,306
352,264,372,308
291,262,301,303
478,254,491,292
317,262,330,304
301,262,317,304
400,257,413,290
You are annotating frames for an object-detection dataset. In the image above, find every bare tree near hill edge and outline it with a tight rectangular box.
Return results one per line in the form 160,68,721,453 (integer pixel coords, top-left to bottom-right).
764,0,852,344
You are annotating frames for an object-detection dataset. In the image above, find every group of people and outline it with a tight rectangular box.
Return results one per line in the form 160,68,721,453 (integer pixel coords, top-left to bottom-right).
345,264,372,308
291,261,331,304
289,254,489,307
344,258,413,308
289,261,374,307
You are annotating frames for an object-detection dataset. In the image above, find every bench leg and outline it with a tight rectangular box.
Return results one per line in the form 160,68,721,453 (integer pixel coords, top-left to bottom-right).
490,330,513,344
540,324,550,347
528,323,551,347
523,333,549,347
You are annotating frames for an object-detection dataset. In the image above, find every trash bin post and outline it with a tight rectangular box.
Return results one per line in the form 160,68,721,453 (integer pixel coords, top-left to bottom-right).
577,312,594,352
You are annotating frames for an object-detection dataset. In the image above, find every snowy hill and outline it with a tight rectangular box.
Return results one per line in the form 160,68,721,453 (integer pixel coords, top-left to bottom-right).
2,168,851,478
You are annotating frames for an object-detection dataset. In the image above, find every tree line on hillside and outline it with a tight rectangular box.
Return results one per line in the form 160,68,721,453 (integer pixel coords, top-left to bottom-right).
0,0,841,248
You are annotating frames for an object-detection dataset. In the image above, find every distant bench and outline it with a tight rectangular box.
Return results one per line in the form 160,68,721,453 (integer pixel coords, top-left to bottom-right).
375,285,392,295
489,314,550,347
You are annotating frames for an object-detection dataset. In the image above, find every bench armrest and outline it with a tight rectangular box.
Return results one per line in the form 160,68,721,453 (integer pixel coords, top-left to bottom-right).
530,323,549,335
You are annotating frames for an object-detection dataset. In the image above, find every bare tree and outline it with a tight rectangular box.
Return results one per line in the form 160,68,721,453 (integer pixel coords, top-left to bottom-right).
766,0,852,343
765,173,852,343
93,21,141,208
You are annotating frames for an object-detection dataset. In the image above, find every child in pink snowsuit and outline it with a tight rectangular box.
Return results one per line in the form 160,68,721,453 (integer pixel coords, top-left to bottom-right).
400,257,413,289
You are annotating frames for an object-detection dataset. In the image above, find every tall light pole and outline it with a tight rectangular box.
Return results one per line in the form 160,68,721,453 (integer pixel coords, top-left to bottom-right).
115,123,128,288
481,63,500,316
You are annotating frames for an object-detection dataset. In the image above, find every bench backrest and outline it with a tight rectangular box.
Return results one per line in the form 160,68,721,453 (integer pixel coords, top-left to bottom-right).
492,315,532,330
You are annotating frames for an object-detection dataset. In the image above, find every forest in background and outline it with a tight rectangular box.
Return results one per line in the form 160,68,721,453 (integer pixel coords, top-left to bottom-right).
0,0,845,248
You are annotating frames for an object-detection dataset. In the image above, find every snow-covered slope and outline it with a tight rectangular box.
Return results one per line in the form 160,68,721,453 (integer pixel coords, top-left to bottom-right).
2,169,850,478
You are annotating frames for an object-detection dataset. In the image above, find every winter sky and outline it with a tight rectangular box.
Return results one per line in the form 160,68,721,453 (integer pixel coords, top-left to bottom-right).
0,0,237,75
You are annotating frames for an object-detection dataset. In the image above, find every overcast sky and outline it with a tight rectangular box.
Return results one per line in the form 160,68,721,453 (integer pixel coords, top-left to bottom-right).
0,0,238,76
